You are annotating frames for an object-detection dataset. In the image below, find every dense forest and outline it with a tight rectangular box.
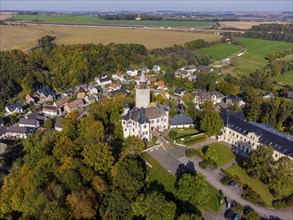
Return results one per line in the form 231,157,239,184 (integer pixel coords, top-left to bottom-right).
244,24,293,42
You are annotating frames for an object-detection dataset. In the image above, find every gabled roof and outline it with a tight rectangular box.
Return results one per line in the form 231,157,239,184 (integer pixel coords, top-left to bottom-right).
67,99,84,109
182,65,196,70
37,88,55,97
198,65,212,73
26,111,46,121
6,126,31,134
54,97,69,107
170,107,194,126
174,88,185,95
19,118,37,126
123,107,150,124
99,77,112,83
43,105,57,112
0,127,6,136
54,116,63,129
192,90,221,99
6,103,22,112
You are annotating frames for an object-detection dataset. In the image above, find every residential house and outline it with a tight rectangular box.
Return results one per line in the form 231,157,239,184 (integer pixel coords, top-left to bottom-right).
43,105,58,117
263,92,275,100
74,86,87,99
155,80,165,90
64,99,84,113
84,95,97,104
5,103,23,115
87,85,99,95
37,88,56,102
197,65,213,73
26,111,46,124
0,118,4,126
95,76,112,86
108,83,121,92
153,90,170,99
175,70,189,79
222,58,231,65
5,126,32,139
127,67,138,77
169,106,194,129
112,72,125,82
25,94,35,104
180,65,196,74
0,127,6,139
223,94,245,107
142,67,150,74
218,111,293,160
18,118,39,128
54,116,63,132
152,65,161,72
192,91,222,105
0,142,8,155
54,97,69,108
174,88,186,97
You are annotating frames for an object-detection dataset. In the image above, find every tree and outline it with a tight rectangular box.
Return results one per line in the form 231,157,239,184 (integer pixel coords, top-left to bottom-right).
44,118,53,130
176,173,210,210
204,147,218,161
245,210,260,220
122,136,145,156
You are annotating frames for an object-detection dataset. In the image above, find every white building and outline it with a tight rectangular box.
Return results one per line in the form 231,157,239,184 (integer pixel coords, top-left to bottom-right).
127,68,138,77
18,118,40,128
192,91,222,105
5,103,23,115
95,76,112,86
122,73,169,141
180,65,196,75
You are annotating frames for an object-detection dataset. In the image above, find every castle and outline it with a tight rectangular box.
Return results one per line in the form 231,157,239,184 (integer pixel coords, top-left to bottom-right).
122,72,169,141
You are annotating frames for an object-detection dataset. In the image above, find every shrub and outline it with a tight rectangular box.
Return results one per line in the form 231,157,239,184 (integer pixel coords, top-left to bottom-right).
272,194,293,209
199,159,215,169
221,176,233,185
245,210,260,220
185,149,197,157
168,130,178,141
242,185,265,206
231,201,244,214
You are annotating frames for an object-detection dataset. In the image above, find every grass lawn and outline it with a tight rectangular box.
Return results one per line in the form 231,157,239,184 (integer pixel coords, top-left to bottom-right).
172,127,199,139
176,134,207,146
199,43,242,60
197,143,235,168
0,25,221,51
143,153,223,212
223,38,293,76
273,71,293,86
15,14,214,27
225,164,274,207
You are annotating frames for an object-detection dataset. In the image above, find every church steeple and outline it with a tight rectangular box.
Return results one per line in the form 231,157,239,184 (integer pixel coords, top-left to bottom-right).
135,71,150,108
139,72,148,89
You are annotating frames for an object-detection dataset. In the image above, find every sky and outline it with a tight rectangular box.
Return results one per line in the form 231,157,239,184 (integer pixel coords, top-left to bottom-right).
1,0,292,12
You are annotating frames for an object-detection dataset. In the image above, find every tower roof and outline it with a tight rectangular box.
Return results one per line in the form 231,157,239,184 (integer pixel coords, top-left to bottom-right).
140,72,147,83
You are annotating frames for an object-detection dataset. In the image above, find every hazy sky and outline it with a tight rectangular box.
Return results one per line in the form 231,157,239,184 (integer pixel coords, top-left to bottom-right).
1,0,292,12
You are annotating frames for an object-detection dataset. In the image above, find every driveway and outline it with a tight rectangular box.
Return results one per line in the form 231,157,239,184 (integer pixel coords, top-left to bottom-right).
147,146,293,220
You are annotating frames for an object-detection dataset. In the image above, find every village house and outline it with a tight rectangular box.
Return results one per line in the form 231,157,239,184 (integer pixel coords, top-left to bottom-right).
54,116,63,132
112,72,126,82
0,127,6,139
174,88,186,97
64,98,84,113
5,126,32,139
155,80,165,90
175,70,190,79
127,67,138,77
142,67,150,74
25,94,35,104
263,92,275,100
18,118,40,128
108,83,121,92
153,90,170,99
84,95,97,104
152,65,161,72
223,94,246,107
5,103,23,115
169,106,194,129
74,85,87,99
218,111,293,160
180,65,196,74
95,76,112,87
197,65,213,73
26,111,46,124
54,97,69,108
192,90,222,105
37,88,56,102
43,105,58,117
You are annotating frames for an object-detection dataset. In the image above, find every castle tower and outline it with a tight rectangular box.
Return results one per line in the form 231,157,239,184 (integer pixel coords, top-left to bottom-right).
123,102,130,116
136,72,150,108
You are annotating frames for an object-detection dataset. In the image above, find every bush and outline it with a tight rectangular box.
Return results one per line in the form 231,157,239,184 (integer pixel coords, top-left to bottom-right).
185,149,197,157
231,201,244,214
221,176,233,185
273,194,293,209
245,210,260,220
242,185,266,206
199,159,215,169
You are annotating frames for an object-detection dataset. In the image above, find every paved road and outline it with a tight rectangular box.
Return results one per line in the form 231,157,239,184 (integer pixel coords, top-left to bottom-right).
148,146,293,220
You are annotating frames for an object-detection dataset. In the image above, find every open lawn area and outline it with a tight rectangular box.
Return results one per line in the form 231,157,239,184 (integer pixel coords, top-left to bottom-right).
223,38,293,76
15,14,214,27
143,153,223,212
273,71,293,86
0,25,221,51
199,43,242,61
197,143,235,168
225,164,274,207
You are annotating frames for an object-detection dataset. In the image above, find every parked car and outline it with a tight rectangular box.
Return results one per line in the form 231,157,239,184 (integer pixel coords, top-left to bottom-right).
232,214,241,220
228,180,236,186
224,209,234,219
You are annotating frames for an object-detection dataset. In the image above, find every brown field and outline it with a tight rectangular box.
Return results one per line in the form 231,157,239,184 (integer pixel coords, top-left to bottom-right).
219,21,287,29
0,24,221,51
0,12,16,20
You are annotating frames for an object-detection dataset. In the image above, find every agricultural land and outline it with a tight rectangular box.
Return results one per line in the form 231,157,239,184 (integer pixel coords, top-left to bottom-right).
219,21,287,30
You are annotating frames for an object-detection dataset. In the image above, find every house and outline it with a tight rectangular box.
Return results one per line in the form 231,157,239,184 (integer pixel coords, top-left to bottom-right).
181,65,196,74
197,65,213,73
142,67,150,74
153,90,170,99
174,88,186,97
222,58,231,65
0,142,8,155
0,118,4,126
43,105,58,117
54,97,69,108
155,80,165,90
218,111,293,160
26,111,46,124
175,70,189,79
263,92,275,100
112,72,125,82
62,90,74,97
127,67,138,77
169,106,194,129
108,83,121,92
84,95,97,104
223,95,245,107
5,103,23,115
25,94,35,104
64,99,84,113
54,116,63,132
286,91,293,100
192,91,222,105
87,85,99,95
153,65,161,72
0,127,6,139
18,118,39,128
37,88,56,102
5,126,32,139
95,76,112,86
74,86,87,99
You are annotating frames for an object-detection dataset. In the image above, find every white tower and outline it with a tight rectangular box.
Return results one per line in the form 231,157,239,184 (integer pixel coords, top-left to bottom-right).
136,72,150,108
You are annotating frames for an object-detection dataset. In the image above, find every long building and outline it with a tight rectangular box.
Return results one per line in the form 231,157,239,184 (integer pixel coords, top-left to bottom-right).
218,111,293,159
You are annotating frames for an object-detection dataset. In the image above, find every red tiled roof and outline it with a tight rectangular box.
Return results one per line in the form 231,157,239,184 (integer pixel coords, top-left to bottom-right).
67,99,83,109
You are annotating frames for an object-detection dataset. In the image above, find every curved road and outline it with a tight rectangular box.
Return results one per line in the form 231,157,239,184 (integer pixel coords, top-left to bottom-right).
146,137,293,220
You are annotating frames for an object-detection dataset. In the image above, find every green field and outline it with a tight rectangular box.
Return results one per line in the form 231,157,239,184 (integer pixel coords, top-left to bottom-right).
224,38,293,76
225,164,274,207
143,153,222,211
0,25,221,51
15,14,214,28
273,71,293,86
197,143,235,168
199,43,242,60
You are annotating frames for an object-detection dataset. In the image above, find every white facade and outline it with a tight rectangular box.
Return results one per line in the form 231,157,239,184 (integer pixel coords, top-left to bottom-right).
122,119,150,141
127,69,138,77
136,88,150,108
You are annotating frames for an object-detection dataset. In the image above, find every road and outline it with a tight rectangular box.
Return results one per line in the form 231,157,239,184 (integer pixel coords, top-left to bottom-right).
147,140,293,220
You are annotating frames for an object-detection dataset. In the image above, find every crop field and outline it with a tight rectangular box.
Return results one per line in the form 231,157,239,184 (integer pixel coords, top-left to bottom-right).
223,38,293,76
0,24,221,51
199,43,242,60
219,21,286,29
15,14,214,28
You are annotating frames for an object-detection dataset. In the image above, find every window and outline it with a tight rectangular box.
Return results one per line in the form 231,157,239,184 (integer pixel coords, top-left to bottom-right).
157,119,159,123
152,120,154,123
123,121,125,125
146,131,148,135
164,119,166,122
144,125,147,129
161,118,163,121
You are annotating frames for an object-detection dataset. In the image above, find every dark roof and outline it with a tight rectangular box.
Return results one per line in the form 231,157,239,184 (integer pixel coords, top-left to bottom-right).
123,107,150,124
192,90,221,99
6,126,31,134
54,116,63,129
224,94,243,104
182,65,195,70
99,77,112,83
221,111,293,158
43,105,57,111
19,118,37,126
0,118,4,125
27,112,46,121
174,88,185,95
170,112,194,126
198,65,212,73
37,88,55,97
6,103,22,112
0,127,6,136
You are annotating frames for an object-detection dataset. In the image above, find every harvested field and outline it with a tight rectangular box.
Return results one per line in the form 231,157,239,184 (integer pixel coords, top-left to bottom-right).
219,21,286,30
0,24,221,51
0,12,16,21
